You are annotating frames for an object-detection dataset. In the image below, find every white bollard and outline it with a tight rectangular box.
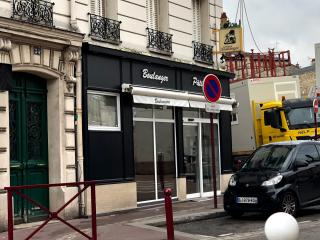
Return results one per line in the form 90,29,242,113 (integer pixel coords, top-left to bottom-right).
264,212,299,240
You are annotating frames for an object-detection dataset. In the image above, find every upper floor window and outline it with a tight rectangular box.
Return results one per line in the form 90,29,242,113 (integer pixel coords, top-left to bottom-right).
146,0,172,55
89,0,121,44
192,0,213,64
90,0,118,20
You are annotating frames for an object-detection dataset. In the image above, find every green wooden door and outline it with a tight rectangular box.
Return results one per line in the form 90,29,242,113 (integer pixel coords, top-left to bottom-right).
9,73,49,223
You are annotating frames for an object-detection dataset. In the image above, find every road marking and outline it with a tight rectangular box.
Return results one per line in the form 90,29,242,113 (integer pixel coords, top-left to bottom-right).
218,233,234,237
299,220,311,224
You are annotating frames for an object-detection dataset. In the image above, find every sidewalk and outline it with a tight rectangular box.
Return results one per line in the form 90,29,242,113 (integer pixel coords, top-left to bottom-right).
0,197,226,240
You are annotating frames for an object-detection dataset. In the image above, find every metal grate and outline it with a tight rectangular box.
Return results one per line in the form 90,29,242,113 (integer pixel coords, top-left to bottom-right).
193,41,213,64
12,0,54,27
89,14,121,44
146,28,173,55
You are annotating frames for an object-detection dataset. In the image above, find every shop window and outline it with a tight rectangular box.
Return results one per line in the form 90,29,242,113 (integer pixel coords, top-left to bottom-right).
87,91,121,131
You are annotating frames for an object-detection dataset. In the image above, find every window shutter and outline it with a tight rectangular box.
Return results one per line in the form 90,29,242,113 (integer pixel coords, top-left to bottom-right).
192,0,201,42
153,0,159,30
90,0,105,16
146,0,158,30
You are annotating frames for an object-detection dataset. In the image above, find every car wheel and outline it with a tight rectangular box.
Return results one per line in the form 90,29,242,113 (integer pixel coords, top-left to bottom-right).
279,192,298,216
226,210,244,218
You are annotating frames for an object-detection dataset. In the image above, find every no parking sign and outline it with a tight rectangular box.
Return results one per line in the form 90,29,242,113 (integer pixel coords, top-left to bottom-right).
202,74,222,103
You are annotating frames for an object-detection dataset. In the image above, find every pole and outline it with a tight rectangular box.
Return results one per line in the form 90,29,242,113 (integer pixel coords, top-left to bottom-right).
164,188,174,240
210,113,218,209
91,184,97,240
315,112,318,140
7,190,13,240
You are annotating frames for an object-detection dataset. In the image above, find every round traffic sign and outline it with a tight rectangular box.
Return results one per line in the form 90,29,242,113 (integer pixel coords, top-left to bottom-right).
202,74,222,103
314,99,319,113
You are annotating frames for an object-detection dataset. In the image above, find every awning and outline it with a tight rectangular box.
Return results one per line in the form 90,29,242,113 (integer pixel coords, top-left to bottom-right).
133,95,189,107
122,84,236,111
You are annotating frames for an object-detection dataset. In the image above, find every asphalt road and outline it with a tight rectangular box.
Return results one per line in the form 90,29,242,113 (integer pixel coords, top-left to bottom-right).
174,207,320,239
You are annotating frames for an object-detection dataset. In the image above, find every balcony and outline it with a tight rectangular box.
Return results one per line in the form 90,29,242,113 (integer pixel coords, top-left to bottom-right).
193,42,213,65
89,14,121,44
12,0,54,27
146,28,173,55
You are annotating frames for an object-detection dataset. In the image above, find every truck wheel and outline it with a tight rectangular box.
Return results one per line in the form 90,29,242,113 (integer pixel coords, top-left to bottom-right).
226,210,244,218
279,192,298,217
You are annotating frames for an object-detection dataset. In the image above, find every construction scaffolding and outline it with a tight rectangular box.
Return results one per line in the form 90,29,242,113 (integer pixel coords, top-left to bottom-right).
223,49,292,82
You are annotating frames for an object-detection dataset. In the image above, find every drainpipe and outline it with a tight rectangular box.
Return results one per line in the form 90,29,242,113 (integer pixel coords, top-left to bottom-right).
74,57,85,217
70,0,80,32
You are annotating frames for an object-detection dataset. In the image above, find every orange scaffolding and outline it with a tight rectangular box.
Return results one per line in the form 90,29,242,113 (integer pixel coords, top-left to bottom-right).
223,49,291,82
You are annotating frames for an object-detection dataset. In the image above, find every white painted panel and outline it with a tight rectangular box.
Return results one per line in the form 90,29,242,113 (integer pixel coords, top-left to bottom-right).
75,3,90,20
230,81,256,152
171,30,192,47
169,0,192,9
169,2,192,21
119,15,147,36
77,20,90,35
0,1,11,18
209,4,222,18
172,43,193,60
210,0,222,7
125,0,146,7
53,14,70,30
169,16,192,34
76,0,88,5
210,17,220,30
118,0,146,22
121,30,148,49
54,1,70,16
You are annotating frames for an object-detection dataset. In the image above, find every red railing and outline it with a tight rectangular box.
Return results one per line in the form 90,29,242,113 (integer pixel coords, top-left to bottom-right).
5,181,97,240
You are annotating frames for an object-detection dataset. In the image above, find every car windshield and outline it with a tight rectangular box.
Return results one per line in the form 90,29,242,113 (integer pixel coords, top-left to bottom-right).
242,145,295,171
286,107,320,129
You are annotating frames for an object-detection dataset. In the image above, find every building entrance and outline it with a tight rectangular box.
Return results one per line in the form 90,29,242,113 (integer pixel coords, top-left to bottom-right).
183,109,220,198
133,104,177,203
9,73,49,223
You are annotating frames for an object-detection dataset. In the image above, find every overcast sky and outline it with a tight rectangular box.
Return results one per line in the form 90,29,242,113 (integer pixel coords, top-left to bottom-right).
223,0,320,67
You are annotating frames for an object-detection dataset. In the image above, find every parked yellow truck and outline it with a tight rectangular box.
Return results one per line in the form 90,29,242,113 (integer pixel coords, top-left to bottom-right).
233,98,319,162
253,98,319,146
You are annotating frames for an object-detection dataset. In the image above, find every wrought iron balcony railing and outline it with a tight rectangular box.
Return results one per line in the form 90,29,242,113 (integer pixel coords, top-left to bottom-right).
89,14,121,44
193,41,213,64
12,0,54,27
146,28,173,55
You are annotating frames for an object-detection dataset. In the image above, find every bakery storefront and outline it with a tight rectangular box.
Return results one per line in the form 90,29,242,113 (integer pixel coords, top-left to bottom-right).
82,44,235,212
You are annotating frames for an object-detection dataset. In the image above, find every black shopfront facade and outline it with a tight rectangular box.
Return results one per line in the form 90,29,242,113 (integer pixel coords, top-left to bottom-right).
82,43,234,209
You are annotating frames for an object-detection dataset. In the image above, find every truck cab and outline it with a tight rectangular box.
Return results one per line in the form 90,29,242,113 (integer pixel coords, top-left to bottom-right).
254,98,320,147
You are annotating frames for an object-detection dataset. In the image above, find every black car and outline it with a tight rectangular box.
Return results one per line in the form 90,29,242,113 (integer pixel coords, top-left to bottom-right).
224,141,320,217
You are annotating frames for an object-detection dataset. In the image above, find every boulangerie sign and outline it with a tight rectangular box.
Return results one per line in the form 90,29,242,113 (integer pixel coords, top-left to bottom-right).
141,69,169,84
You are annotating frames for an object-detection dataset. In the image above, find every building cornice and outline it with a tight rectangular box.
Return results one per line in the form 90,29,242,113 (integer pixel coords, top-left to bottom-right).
0,17,84,49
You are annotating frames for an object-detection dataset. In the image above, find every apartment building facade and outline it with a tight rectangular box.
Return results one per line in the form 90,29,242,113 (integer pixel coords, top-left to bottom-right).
0,0,234,229
81,0,235,214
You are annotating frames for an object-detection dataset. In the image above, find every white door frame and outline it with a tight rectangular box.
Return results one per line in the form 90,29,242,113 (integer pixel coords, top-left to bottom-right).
183,117,221,199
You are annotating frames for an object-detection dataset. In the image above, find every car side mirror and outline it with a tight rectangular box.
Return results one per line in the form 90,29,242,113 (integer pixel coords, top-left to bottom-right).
294,159,309,168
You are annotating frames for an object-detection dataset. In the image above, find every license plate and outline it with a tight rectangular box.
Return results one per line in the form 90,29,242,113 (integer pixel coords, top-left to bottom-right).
236,197,258,204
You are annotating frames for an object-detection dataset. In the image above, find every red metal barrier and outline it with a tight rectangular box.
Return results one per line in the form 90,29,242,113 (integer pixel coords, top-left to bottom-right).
164,188,174,240
5,181,97,240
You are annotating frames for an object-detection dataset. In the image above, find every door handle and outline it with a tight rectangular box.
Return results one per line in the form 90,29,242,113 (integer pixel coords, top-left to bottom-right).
36,163,46,167
10,164,22,169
